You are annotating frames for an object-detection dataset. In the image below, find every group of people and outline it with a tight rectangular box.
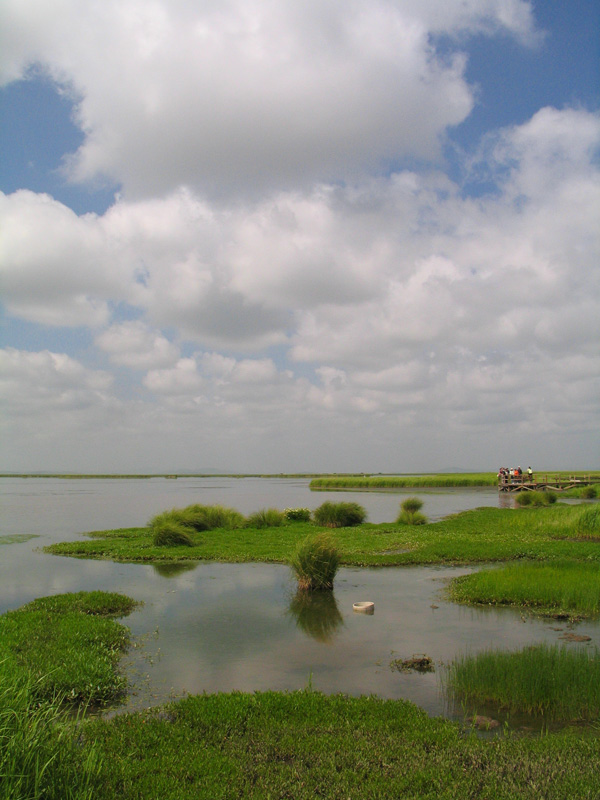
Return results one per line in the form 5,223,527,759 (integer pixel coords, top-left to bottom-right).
498,466,533,483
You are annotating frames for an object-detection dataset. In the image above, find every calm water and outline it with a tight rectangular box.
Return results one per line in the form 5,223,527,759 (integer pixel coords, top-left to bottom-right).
1,477,596,725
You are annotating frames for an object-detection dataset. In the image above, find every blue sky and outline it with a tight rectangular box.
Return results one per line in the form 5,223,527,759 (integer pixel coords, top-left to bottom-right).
1,0,599,472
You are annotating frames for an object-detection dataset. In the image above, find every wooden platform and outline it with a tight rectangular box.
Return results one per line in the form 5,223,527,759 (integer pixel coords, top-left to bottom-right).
498,475,600,493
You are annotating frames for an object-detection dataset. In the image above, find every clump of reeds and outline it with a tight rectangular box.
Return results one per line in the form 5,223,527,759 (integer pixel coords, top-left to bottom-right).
289,533,339,591
581,485,597,499
515,490,556,507
313,501,366,528
152,520,194,547
396,496,427,525
148,504,246,542
575,506,600,539
245,508,286,528
446,643,600,720
284,507,311,522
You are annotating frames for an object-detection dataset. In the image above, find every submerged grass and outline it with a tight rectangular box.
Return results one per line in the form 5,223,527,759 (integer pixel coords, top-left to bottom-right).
447,644,600,720
448,560,600,617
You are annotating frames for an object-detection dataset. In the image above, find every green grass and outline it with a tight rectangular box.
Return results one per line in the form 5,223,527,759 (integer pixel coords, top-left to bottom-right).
45,504,600,567
81,690,600,800
0,592,137,706
448,561,600,617
447,644,600,720
289,532,340,590
312,501,367,527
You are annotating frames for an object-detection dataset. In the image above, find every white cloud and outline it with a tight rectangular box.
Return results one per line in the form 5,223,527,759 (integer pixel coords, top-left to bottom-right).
0,347,114,416
0,0,535,200
95,321,179,369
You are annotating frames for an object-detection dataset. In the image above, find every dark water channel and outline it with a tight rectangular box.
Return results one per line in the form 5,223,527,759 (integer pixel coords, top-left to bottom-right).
1,477,596,728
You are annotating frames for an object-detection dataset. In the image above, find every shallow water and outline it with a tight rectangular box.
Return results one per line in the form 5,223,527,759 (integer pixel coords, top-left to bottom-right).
1,477,596,727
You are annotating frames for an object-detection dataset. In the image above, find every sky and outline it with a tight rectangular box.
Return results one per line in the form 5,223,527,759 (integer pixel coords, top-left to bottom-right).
1,0,599,474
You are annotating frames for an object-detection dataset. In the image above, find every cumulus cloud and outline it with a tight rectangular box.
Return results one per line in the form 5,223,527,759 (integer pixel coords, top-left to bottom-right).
95,321,179,369
0,347,114,416
0,0,536,199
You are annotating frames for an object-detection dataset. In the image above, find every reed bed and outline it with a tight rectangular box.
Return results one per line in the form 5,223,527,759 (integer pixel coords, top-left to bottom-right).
447,644,600,720
310,473,498,489
448,561,600,616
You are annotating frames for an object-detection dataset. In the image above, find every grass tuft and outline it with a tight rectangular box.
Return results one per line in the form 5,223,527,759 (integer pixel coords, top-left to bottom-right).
152,520,194,547
245,508,286,528
289,533,340,591
516,490,557,507
313,501,366,528
397,496,427,525
284,507,311,522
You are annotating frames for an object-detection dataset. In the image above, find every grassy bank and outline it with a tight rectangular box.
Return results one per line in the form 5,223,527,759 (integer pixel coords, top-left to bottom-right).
0,591,137,705
46,503,600,567
448,560,600,618
447,644,600,721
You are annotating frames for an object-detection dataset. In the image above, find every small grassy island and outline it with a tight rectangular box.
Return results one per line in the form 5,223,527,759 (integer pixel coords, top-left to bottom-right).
5,494,599,798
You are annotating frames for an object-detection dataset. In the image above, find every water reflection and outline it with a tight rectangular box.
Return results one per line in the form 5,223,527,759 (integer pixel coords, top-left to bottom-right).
287,590,344,643
152,561,199,578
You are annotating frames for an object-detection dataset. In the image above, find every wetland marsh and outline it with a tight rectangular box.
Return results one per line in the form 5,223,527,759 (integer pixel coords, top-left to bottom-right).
2,476,599,799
